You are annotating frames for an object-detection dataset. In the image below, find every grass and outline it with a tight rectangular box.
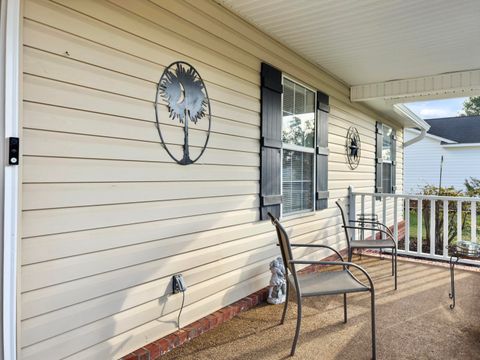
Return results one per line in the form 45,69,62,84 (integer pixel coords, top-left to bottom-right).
409,209,480,242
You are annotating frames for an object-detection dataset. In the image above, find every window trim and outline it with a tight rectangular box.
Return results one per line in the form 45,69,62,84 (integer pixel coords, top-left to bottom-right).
377,122,396,195
280,75,317,217
382,124,394,164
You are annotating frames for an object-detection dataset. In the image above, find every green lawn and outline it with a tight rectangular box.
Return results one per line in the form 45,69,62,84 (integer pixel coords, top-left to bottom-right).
409,209,480,242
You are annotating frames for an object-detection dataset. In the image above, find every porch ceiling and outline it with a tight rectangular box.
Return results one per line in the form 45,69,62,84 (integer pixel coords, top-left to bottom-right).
218,0,480,128
218,0,480,86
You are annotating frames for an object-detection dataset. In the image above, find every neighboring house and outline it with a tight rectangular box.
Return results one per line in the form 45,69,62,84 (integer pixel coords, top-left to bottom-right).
405,116,480,193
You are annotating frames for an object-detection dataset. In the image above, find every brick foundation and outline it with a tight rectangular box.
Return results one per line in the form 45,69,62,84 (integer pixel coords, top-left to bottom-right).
122,249,347,359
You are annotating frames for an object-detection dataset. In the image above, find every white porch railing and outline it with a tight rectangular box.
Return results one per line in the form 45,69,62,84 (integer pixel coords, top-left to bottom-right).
348,188,480,265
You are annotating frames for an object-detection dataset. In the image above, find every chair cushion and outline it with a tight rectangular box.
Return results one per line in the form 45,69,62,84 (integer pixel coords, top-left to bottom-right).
290,270,369,297
350,239,395,248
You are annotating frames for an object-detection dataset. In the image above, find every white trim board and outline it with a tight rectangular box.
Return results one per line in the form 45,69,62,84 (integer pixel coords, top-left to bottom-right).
351,69,480,102
2,0,21,359
442,143,480,148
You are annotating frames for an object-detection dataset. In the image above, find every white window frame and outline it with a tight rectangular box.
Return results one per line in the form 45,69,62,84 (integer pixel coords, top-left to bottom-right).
280,76,316,217
381,124,394,194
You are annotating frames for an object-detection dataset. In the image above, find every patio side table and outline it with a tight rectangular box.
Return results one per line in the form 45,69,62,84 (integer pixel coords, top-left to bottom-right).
447,241,480,309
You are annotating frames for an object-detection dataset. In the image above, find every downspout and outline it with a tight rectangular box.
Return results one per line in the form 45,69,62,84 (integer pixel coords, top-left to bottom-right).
404,127,427,147
393,103,429,147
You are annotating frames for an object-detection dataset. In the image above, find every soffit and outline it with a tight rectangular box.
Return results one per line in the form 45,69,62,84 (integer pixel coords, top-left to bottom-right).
218,0,480,86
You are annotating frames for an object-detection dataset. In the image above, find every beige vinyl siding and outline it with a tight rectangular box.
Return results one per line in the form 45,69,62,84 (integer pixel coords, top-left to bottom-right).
20,0,403,359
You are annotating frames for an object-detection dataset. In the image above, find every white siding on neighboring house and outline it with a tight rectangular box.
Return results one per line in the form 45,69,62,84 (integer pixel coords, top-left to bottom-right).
19,1,404,359
405,128,480,193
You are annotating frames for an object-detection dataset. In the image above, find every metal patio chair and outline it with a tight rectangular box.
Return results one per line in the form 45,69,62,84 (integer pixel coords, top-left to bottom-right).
336,200,398,290
267,212,376,359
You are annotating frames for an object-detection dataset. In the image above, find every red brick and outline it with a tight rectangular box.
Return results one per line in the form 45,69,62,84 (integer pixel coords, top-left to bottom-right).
228,305,238,316
206,314,219,328
226,307,235,318
175,330,188,345
122,354,137,360
145,343,160,360
198,318,210,332
229,304,240,316
165,334,179,348
133,348,149,360
220,308,229,319
224,310,233,321
257,290,268,302
214,312,224,324
156,339,170,356
184,323,199,340
238,299,249,311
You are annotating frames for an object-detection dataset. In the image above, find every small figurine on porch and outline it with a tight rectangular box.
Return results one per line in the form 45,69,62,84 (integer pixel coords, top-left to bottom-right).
267,257,287,305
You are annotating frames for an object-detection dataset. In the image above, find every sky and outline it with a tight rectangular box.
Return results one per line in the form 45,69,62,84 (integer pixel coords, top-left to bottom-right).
405,97,467,119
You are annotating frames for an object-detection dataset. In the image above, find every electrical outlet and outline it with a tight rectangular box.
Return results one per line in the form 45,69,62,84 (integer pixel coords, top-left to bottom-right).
172,274,187,294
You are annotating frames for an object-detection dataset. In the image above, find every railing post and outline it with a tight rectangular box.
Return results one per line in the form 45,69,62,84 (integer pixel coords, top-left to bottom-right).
382,197,387,239
457,201,462,242
417,199,423,254
371,195,376,240
361,195,365,240
348,186,356,241
405,198,410,252
471,201,477,243
394,197,398,246
430,200,435,255
443,200,448,259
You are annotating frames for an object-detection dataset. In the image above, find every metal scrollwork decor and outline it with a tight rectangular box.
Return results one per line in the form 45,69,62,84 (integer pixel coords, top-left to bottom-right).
155,61,211,165
345,126,361,170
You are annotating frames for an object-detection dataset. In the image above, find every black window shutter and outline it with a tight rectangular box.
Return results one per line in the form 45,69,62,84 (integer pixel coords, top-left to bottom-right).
375,122,383,193
260,63,282,220
391,129,397,193
316,91,329,210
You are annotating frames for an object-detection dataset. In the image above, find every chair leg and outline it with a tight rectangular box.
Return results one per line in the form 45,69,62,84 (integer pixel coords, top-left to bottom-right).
370,288,377,360
343,293,347,323
290,295,302,356
281,281,290,325
394,248,398,290
391,248,394,276
348,248,352,262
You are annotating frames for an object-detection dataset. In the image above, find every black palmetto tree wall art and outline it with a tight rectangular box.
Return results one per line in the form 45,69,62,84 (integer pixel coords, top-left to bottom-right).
345,126,361,170
155,61,211,165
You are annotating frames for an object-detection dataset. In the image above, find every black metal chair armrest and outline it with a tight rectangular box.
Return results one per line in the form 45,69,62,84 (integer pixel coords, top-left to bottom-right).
288,260,374,289
287,243,344,261
343,225,397,245
349,219,394,236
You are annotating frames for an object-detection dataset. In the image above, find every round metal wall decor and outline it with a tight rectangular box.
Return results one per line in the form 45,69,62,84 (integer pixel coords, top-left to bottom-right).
345,126,361,169
155,61,211,165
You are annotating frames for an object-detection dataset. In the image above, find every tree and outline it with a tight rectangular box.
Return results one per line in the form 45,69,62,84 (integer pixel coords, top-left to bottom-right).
460,96,480,116
419,185,466,253
465,177,480,197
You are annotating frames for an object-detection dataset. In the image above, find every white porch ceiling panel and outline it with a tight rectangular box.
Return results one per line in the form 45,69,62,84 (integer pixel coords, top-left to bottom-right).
218,0,480,87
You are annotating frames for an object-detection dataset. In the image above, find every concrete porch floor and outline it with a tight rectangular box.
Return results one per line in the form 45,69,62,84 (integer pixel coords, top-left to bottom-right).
161,255,480,360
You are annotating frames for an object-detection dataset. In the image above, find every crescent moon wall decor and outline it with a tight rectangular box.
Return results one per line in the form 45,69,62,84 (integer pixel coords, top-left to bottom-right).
345,126,361,170
155,61,211,165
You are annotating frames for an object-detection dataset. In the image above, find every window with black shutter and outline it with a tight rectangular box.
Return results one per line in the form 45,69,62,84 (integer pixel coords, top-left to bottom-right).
260,63,283,220
316,90,329,210
375,122,396,194
260,63,329,219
